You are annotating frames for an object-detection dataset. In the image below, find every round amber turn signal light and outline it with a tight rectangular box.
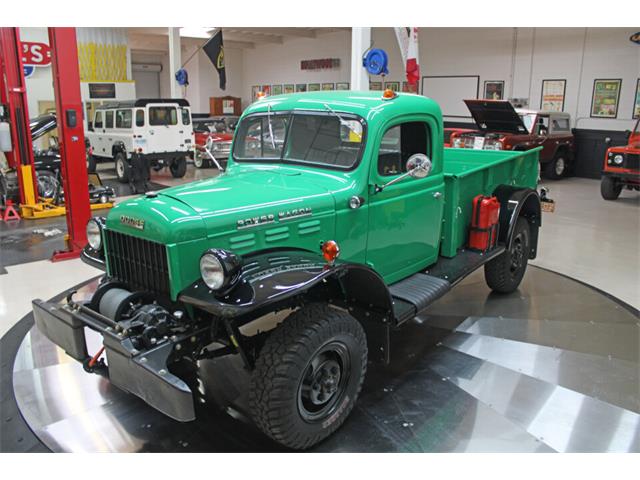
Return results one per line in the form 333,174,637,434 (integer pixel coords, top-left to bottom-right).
321,240,340,264
382,88,396,100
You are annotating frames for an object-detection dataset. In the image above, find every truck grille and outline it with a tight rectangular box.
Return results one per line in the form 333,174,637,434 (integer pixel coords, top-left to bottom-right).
104,229,170,296
624,154,639,170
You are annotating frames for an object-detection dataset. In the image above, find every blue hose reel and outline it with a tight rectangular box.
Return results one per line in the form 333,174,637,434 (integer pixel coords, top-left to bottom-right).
175,68,189,86
362,48,389,76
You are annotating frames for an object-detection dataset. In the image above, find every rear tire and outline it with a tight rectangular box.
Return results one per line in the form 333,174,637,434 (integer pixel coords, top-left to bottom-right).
114,152,129,183
543,152,567,180
484,217,531,294
249,304,367,450
600,176,622,200
170,158,187,178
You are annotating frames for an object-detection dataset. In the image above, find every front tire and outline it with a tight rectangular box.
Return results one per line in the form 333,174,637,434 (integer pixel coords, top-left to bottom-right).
170,157,187,178
114,152,129,183
600,176,622,200
485,217,531,293
543,152,568,180
249,304,367,450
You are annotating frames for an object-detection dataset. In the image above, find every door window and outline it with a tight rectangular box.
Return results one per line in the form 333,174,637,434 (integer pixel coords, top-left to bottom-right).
105,110,114,129
378,122,430,176
536,116,550,135
135,109,145,127
94,111,103,129
115,109,132,129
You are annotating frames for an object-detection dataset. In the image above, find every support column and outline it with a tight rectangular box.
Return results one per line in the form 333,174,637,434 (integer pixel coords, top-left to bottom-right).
168,27,181,98
350,27,371,90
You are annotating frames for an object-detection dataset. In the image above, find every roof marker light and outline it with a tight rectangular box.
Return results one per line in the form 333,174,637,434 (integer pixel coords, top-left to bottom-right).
256,91,267,100
382,88,397,100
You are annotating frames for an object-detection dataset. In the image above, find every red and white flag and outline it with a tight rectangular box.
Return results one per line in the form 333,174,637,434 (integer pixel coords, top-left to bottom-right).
394,27,420,87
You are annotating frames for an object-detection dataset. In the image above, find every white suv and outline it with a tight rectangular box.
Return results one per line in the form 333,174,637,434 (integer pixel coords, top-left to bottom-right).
87,99,194,183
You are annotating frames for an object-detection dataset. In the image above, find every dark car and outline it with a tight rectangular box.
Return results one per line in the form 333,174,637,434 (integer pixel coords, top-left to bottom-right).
450,100,575,179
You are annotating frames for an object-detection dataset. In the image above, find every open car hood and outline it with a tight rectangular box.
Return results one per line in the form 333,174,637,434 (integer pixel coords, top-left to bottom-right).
464,100,529,134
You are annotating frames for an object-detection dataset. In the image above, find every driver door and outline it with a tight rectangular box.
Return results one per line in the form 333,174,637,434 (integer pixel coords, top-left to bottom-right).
366,118,445,284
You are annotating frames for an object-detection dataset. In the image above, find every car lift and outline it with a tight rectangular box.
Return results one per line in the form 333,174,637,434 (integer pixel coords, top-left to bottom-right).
0,27,112,260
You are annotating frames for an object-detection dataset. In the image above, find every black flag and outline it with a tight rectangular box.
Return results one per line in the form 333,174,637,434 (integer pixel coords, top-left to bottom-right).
203,30,226,90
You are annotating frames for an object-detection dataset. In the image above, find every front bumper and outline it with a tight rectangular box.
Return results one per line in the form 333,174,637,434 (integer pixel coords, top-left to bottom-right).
32,298,196,422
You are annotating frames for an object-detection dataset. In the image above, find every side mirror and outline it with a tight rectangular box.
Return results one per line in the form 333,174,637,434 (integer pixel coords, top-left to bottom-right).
406,153,432,179
624,130,631,140
375,153,432,193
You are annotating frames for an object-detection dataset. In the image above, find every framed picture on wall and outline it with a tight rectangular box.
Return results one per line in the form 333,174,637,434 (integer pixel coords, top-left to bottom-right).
271,84,283,95
540,79,566,112
296,84,307,92
369,81,382,91
336,82,350,90
384,81,400,92
590,79,622,118
483,80,504,100
308,83,320,92
633,78,640,119
321,83,335,91
251,85,261,101
402,81,418,94
261,85,271,96
283,84,295,94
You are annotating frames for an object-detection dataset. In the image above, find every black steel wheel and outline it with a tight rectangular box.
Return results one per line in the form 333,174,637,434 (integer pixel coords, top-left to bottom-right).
114,152,129,183
170,157,187,178
484,216,531,294
600,176,622,200
249,304,367,450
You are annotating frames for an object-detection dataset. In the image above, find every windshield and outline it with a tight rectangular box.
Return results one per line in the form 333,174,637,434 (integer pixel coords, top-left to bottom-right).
233,112,365,169
518,113,535,133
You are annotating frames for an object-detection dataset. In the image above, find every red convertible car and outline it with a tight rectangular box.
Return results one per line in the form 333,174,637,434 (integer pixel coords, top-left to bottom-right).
192,116,237,169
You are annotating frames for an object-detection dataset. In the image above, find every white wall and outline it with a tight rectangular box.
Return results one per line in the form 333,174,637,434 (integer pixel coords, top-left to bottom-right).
234,27,639,132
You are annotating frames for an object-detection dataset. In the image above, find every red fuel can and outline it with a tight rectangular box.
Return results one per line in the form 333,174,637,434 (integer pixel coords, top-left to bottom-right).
468,195,500,252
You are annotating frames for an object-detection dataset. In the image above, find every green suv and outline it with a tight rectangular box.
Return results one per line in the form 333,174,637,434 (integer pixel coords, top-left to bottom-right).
33,90,542,450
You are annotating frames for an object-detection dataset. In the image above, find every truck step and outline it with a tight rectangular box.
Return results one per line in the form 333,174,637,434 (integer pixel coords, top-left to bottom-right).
390,274,451,326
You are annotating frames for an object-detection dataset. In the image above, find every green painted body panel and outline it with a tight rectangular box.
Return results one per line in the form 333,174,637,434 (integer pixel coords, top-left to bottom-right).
101,91,539,300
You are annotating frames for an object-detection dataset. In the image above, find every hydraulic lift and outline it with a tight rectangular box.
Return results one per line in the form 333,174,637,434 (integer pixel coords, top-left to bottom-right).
0,27,112,260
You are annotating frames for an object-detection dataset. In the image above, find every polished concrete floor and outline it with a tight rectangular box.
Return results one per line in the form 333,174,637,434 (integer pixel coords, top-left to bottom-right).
10,267,640,452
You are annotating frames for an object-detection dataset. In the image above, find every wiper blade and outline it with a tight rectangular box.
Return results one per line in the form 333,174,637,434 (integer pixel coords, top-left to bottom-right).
323,103,362,140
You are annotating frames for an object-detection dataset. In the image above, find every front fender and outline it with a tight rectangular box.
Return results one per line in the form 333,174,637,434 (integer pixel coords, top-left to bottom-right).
493,185,541,259
178,249,394,321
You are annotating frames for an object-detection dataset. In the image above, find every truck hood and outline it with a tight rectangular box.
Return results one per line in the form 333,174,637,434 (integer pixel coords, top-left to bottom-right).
161,164,338,232
464,100,529,134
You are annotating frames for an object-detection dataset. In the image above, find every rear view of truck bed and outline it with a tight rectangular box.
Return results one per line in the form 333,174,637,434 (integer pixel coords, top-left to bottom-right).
440,147,540,257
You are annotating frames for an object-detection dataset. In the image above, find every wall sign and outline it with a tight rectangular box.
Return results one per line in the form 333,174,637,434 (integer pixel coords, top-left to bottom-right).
540,79,566,112
300,58,340,71
88,83,116,99
633,78,640,119
590,79,622,118
483,80,504,100
21,41,51,78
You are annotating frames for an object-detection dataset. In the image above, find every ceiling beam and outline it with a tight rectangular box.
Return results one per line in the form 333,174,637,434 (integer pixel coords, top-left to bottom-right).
225,39,255,49
235,28,316,38
222,30,283,44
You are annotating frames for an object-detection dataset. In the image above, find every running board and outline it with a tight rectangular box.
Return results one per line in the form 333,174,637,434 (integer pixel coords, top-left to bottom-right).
390,247,506,325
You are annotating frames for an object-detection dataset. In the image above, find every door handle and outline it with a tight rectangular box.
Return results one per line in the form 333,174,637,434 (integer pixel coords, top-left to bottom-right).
433,192,442,199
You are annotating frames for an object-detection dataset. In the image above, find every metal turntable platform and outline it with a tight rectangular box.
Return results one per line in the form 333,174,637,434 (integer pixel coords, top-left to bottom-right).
5,266,640,452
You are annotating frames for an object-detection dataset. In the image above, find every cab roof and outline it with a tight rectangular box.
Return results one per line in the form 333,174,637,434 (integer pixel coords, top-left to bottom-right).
96,98,190,110
242,91,442,123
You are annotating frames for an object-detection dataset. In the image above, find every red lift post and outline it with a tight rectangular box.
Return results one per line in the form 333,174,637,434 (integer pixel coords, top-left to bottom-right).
48,27,91,260
0,27,38,206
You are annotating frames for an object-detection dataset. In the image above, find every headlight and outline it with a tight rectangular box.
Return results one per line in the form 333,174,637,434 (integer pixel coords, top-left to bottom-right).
86,218,104,250
199,248,242,292
613,154,624,165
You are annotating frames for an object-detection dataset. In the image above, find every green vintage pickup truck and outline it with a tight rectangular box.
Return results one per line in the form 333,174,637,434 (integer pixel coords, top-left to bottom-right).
33,90,542,450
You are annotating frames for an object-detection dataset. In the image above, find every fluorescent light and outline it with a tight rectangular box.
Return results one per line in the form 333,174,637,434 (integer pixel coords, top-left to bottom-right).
179,27,214,39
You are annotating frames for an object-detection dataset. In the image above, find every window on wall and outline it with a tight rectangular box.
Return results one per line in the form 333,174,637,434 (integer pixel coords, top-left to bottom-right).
378,122,430,176
115,109,132,129
135,109,145,127
105,110,114,129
